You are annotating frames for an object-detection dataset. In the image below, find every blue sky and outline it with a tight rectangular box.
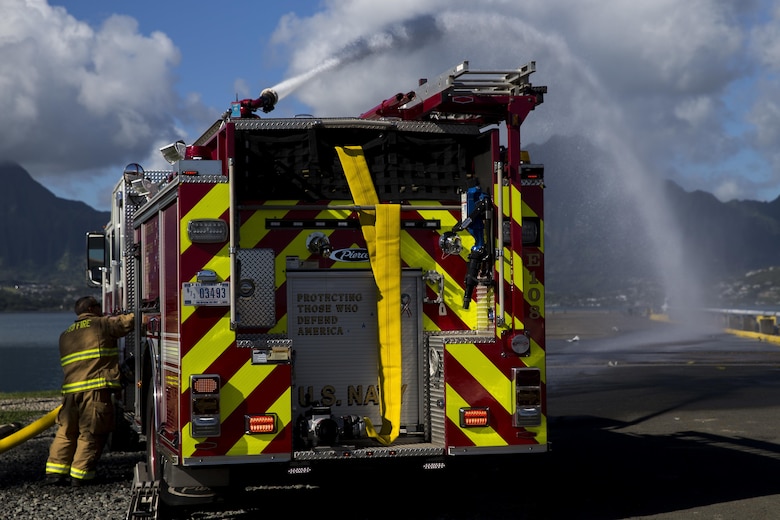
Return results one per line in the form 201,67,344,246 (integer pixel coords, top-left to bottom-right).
2,0,780,211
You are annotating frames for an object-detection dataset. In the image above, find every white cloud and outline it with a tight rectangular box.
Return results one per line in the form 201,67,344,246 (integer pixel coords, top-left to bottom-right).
1,0,779,209
0,0,200,208
268,0,778,201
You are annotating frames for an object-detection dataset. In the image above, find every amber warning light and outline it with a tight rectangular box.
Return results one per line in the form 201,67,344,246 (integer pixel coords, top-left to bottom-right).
192,376,218,393
191,374,221,437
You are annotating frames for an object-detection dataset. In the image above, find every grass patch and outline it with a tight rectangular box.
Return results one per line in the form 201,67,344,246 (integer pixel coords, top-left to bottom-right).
0,390,60,400
0,390,61,425
0,410,51,425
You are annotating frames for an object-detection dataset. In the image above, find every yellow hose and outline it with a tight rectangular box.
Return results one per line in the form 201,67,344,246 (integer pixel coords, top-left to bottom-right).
337,145,402,445
0,405,61,454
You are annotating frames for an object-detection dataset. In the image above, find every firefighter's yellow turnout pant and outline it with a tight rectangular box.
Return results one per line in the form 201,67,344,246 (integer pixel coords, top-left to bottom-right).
45,389,115,482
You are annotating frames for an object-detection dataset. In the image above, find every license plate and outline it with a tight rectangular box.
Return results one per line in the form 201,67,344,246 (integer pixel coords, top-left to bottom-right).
182,282,230,306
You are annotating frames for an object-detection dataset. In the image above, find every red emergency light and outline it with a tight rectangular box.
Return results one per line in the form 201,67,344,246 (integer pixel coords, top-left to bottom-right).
245,414,277,434
459,407,490,427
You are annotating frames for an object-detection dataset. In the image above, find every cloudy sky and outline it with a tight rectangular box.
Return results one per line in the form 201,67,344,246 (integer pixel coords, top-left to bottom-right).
1,0,779,211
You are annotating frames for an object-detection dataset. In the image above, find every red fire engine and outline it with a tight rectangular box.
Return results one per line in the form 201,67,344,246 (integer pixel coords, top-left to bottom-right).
86,60,547,516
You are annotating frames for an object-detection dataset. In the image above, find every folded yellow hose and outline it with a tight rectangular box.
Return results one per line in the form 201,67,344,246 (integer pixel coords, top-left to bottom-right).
336,145,402,445
0,405,61,454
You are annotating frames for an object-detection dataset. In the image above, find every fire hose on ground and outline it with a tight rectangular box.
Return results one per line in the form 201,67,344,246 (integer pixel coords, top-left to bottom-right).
0,405,61,454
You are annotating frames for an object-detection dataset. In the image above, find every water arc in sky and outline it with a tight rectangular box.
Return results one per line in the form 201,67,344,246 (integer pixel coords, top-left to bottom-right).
269,15,440,101
268,12,706,321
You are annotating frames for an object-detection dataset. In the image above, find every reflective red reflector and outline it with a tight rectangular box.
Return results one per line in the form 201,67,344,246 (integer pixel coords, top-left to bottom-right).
182,170,200,176
460,407,489,427
245,414,276,434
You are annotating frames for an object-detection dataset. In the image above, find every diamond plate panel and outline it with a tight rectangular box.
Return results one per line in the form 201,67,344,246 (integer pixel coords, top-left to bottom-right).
236,248,276,328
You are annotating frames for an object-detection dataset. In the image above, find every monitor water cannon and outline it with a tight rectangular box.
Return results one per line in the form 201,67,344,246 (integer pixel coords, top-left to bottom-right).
232,88,279,118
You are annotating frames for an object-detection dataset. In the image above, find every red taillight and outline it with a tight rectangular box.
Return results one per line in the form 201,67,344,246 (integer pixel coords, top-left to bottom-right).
245,414,277,434
459,407,489,427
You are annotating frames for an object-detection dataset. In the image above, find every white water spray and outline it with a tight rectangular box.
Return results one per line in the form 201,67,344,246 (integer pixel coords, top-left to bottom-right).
268,15,439,101
271,57,341,101
534,33,708,324
266,10,709,324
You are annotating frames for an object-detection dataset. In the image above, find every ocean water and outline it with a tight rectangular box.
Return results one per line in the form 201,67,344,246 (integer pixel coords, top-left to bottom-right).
0,312,75,393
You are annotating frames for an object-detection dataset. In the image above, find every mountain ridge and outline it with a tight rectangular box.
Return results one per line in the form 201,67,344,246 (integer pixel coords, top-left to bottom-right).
3,135,780,310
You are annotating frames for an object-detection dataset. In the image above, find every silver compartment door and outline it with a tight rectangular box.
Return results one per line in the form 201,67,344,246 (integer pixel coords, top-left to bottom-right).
287,269,423,431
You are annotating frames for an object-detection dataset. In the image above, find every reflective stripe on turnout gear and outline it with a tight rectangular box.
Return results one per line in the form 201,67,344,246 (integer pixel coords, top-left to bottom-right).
58,312,133,395
70,466,96,481
62,377,122,393
45,461,70,476
45,390,115,481
61,346,119,367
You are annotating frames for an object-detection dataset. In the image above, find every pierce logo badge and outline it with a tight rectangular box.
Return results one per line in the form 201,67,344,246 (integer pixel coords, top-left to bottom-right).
330,248,370,262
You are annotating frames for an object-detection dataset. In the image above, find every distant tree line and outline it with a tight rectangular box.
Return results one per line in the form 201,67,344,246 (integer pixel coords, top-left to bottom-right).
0,285,90,312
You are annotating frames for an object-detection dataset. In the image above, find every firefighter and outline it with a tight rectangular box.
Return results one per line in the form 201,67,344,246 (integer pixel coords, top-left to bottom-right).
42,296,134,487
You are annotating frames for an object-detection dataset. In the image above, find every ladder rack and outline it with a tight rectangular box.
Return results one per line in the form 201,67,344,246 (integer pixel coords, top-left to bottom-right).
413,60,539,99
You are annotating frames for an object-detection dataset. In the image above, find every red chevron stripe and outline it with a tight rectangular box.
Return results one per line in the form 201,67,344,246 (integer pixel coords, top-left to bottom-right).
444,348,519,445
180,307,228,358
178,183,219,215
191,364,291,457
180,210,230,282
178,341,245,428
445,417,475,447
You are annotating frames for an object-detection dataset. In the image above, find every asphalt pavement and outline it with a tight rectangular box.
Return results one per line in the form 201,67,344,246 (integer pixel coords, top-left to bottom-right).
543,314,780,519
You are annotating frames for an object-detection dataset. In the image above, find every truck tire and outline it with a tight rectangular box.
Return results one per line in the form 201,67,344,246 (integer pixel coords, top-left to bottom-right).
145,387,162,481
108,395,139,452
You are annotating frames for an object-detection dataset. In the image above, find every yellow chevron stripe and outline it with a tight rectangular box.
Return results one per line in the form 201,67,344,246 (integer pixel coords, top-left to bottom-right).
403,202,478,330
180,184,230,324
182,361,292,456
510,249,525,330
500,247,513,327
422,315,439,331
226,387,292,456
447,343,513,414
238,210,272,247
520,196,539,219
238,201,308,248
445,383,507,446
511,186,525,331
182,303,195,324
526,338,547,384
398,230,477,330
177,241,230,329
181,311,232,393
510,185,523,225
180,184,229,254
222,363,276,416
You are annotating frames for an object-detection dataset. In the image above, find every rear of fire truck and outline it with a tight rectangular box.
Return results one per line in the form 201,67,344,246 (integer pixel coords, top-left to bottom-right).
87,60,547,517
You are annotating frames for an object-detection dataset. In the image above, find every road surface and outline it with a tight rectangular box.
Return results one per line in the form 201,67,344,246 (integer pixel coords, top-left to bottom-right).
180,312,780,519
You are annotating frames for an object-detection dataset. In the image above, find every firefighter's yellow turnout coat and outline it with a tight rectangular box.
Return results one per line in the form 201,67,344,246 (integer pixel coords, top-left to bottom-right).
45,312,134,482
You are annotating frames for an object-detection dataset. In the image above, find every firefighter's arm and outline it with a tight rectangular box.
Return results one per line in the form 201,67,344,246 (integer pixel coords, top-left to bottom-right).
105,312,135,338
